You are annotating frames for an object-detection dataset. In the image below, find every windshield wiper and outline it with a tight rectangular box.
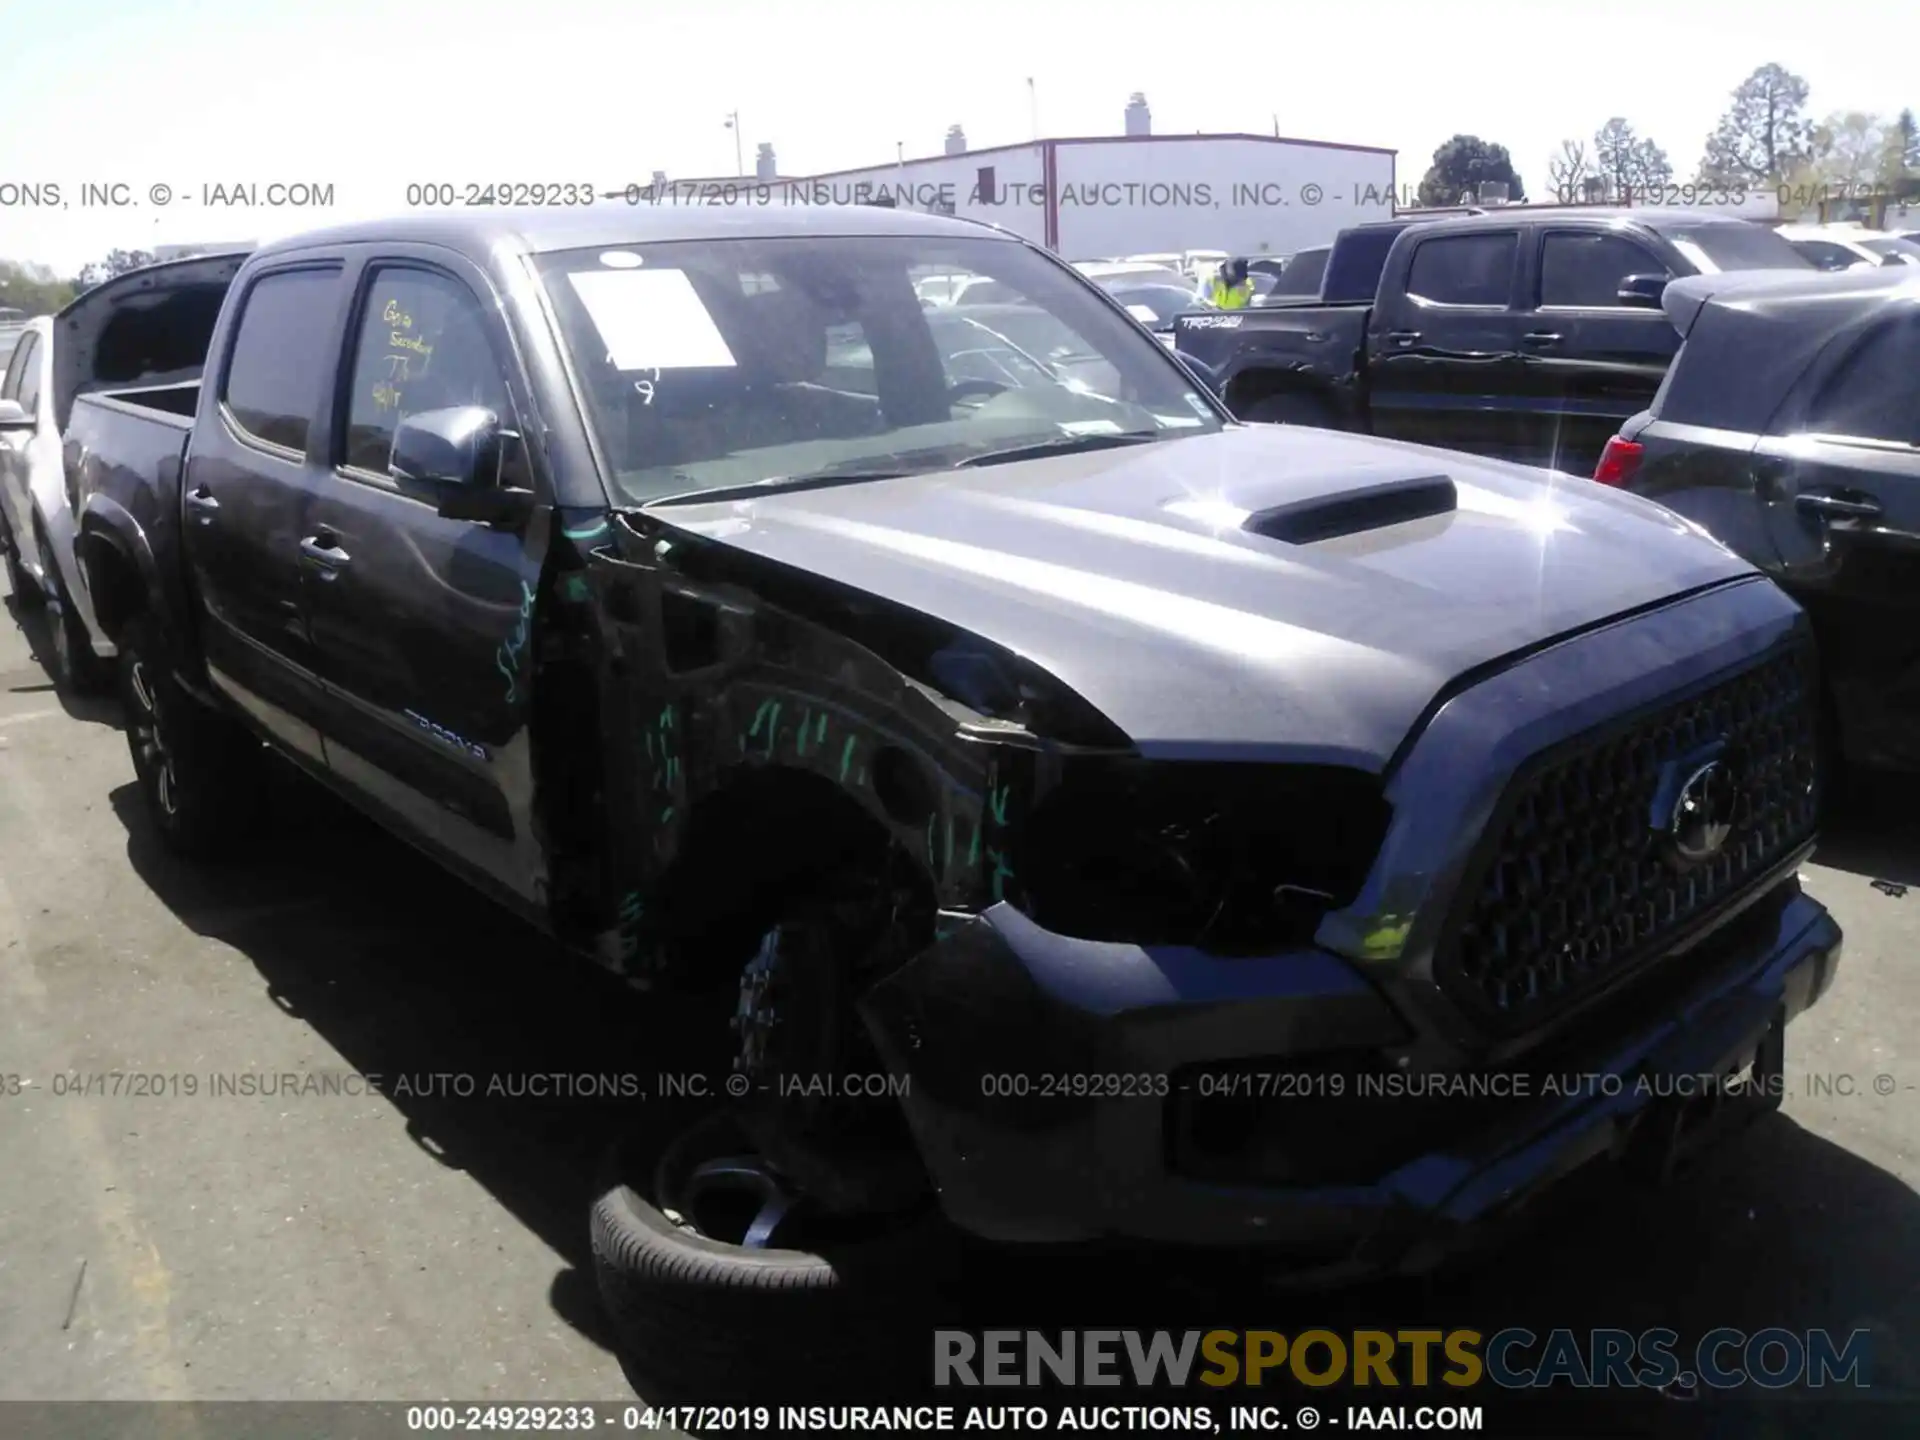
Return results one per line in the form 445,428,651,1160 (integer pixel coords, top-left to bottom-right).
648,462,922,506
951,430,1162,468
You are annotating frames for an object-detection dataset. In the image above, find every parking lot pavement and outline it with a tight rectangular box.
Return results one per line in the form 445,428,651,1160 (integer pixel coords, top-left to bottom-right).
0,565,1916,1422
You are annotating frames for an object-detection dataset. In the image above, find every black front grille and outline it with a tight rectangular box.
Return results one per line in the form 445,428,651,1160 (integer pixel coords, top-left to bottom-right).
1438,644,1820,1031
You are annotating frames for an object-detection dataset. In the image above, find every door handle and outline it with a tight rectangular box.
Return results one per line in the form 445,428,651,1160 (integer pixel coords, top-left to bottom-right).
299,535,352,572
185,485,220,521
1521,331,1563,346
1384,330,1422,347
1796,492,1882,521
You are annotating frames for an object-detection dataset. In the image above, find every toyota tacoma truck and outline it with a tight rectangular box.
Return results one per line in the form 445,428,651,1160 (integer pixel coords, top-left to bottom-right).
64,204,1842,1380
1179,208,1812,474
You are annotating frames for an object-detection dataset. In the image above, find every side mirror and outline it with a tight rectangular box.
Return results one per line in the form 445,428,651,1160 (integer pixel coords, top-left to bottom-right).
389,405,529,525
1617,273,1670,308
0,399,34,431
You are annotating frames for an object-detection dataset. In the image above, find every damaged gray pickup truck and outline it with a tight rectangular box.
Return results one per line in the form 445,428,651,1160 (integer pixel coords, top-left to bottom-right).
63,206,1842,1378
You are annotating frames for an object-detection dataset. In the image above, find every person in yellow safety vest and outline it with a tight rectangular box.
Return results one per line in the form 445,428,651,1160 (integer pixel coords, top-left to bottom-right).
1208,258,1255,309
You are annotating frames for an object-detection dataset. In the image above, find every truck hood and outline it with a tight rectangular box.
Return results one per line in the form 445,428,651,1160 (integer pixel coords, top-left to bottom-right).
649,425,1756,768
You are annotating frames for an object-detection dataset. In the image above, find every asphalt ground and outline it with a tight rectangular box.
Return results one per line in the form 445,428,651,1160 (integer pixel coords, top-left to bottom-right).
0,568,1915,1438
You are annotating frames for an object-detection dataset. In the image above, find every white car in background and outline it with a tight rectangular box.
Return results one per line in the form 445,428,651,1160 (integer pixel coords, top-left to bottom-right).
0,316,115,689
1777,224,1920,271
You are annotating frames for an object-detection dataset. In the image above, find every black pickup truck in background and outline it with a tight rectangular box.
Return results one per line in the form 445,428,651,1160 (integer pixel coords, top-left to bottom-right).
1177,208,1813,473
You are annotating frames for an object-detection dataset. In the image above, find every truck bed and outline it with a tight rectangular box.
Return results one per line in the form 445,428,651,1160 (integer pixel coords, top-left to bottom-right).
1174,302,1371,416
66,386,200,639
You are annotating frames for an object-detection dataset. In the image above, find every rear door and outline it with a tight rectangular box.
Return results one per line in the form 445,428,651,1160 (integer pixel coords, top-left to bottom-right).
1523,227,1680,473
1366,227,1529,457
182,263,347,763
1758,305,1920,769
298,250,550,900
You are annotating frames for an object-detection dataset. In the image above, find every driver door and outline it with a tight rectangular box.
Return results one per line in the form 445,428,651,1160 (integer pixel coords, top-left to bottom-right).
299,251,551,900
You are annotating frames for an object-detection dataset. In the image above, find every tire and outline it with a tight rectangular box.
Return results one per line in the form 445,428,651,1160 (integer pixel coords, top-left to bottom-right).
1242,390,1341,428
118,614,265,858
1,513,38,607
36,525,111,693
590,1111,959,1395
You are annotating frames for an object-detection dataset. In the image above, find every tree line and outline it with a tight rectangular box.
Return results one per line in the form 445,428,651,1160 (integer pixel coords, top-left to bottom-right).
1416,62,1920,209
1,248,162,317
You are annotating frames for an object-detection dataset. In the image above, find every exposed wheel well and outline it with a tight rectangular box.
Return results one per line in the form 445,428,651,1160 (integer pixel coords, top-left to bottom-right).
651,765,934,992
1224,366,1333,420
74,529,145,644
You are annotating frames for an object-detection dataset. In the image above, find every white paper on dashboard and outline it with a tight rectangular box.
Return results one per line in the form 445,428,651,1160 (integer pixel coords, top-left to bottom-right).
566,268,738,370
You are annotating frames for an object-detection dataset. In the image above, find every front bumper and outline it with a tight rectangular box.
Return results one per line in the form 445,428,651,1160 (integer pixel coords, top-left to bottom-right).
860,881,1840,1276
859,577,1841,1277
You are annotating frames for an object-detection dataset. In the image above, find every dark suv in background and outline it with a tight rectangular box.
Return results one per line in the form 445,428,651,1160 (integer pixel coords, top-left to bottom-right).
1596,266,1920,772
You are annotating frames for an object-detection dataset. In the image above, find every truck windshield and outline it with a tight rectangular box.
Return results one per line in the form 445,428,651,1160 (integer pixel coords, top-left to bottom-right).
532,235,1224,505
1661,223,1812,273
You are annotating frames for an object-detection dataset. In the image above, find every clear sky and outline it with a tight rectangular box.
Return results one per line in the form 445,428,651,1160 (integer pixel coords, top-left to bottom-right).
0,0,1912,273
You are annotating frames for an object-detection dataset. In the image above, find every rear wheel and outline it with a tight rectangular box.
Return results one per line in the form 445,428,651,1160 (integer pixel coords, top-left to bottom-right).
119,615,265,858
36,525,110,692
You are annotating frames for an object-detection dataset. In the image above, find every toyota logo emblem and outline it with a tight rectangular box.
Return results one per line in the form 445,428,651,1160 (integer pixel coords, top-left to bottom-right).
1669,759,1739,865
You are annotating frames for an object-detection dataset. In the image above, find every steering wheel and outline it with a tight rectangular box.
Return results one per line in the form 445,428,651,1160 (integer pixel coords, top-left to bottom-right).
947,378,1010,406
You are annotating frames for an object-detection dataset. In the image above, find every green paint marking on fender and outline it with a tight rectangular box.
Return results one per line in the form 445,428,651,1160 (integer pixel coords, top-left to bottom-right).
762,702,782,757
660,806,674,824
796,708,813,756
926,814,937,866
839,734,856,782
986,848,1015,903
988,785,1010,826
748,699,774,738
967,823,981,867
659,704,674,732
814,713,828,744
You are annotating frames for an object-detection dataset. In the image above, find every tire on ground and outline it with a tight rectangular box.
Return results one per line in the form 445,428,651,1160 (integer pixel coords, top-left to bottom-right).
118,614,265,858
589,1111,960,1395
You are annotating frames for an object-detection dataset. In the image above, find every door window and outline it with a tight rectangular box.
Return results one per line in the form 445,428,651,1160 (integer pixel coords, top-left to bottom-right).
342,267,516,477
1405,233,1518,306
1539,232,1670,307
4,332,40,408
1807,314,1920,446
221,268,344,453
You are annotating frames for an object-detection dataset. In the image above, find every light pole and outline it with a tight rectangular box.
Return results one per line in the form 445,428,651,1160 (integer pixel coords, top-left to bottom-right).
723,112,743,177
1026,78,1037,140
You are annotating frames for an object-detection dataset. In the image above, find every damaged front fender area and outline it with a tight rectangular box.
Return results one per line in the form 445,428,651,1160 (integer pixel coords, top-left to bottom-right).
585,513,1132,984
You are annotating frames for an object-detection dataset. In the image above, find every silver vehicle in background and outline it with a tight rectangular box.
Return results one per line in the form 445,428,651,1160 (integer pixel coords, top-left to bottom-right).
0,315,116,686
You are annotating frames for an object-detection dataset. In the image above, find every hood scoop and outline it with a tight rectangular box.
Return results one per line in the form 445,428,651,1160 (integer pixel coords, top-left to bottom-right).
1242,473,1457,545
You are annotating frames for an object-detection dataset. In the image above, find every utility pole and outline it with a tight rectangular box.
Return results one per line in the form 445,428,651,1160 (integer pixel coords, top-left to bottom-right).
1027,78,1037,140
724,112,743,176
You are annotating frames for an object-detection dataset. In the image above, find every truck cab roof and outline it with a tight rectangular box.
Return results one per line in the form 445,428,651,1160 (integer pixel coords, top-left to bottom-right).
248,203,1019,264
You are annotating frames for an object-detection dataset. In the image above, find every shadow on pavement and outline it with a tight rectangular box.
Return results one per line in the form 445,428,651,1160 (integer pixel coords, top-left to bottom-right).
1818,768,1920,890
106,769,704,1367
2,594,120,727
104,755,1920,1437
